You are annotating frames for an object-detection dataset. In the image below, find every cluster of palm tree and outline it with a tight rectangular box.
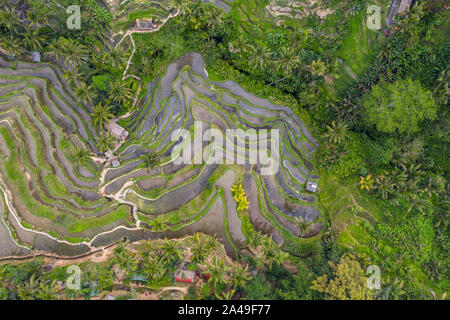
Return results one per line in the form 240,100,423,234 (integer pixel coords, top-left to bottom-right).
373,161,445,215
0,258,66,300
0,5,50,57
246,230,288,269
111,238,181,287
17,274,60,300
137,239,178,286
188,232,219,264
90,101,117,152
113,241,138,274
90,102,117,152
231,37,328,84
49,37,89,68
203,255,252,300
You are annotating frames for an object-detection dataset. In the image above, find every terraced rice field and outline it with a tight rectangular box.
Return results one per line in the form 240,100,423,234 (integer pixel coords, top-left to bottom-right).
0,51,321,260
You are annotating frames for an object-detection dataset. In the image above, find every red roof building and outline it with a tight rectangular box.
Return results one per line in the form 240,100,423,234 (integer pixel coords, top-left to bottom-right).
174,269,195,283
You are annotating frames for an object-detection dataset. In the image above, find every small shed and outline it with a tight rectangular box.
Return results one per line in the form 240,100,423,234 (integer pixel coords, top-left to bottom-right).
105,121,129,140
111,159,120,168
135,19,154,30
32,51,41,63
131,274,148,285
305,181,318,193
175,269,195,284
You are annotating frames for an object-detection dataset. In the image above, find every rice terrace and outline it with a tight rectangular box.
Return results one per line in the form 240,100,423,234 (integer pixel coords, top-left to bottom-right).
0,0,448,302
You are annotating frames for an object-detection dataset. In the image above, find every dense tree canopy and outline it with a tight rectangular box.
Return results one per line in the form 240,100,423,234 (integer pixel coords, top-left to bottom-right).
310,255,373,300
361,79,438,134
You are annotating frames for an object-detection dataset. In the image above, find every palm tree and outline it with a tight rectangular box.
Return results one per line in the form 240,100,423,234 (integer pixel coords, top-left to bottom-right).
160,238,182,265
205,234,220,253
113,241,137,274
27,7,49,29
108,80,133,106
36,280,60,300
65,39,89,68
216,288,235,300
231,263,252,291
374,173,396,200
404,163,425,185
0,6,21,34
324,120,348,145
0,35,25,57
294,215,313,237
204,256,231,293
405,191,427,213
143,256,166,283
248,44,271,71
63,69,84,88
277,47,299,74
107,48,127,69
247,229,262,250
389,167,408,191
91,102,114,129
48,38,66,62
260,236,287,268
96,132,115,152
49,38,88,68
17,274,40,300
190,233,209,263
22,25,46,52
230,35,248,55
91,52,110,74
75,82,97,105
425,175,446,198
141,151,160,172
140,240,158,260
148,215,169,232
74,147,91,165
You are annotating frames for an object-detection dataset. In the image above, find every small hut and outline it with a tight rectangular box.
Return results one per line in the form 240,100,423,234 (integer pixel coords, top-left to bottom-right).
174,269,195,284
135,19,155,31
105,120,129,140
305,181,318,193
32,51,41,63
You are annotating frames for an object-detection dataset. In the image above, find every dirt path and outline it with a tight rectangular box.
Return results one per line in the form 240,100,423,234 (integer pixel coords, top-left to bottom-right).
158,286,188,296
49,245,115,268
115,9,180,80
